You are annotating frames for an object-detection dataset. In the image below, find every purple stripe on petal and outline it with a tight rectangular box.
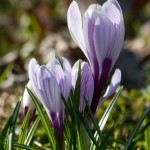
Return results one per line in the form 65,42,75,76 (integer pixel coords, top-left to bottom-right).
80,62,94,112
83,5,100,77
91,57,112,114
50,112,64,150
72,60,94,112
24,106,28,116
28,58,65,150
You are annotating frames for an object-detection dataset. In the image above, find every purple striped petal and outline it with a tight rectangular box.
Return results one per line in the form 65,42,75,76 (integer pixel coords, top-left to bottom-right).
80,62,94,112
100,68,121,102
37,66,61,115
29,58,44,103
47,57,72,99
29,59,63,116
28,58,64,148
83,4,101,77
101,0,125,68
72,61,94,112
93,14,113,78
67,0,124,114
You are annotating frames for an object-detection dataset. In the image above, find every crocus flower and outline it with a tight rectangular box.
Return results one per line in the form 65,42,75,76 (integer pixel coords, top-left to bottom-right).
72,60,94,112
22,81,35,117
67,0,124,113
28,57,71,149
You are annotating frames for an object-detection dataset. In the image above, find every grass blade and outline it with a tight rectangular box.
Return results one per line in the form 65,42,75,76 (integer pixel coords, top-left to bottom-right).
98,86,123,131
7,98,22,150
91,86,123,150
76,111,99,149
125,105,150,150
85,100,104,141
73,61,81,108
13,143,35,150
99,126,114,149
0,116,12,150
17,109,31,149
25,116,40,146
144,119,150,150
26,87,55,148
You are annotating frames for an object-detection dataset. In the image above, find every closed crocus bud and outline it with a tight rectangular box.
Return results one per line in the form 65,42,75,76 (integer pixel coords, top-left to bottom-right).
22,81,35,117
29,58,71,149
67,0,124,114
72,61,94,113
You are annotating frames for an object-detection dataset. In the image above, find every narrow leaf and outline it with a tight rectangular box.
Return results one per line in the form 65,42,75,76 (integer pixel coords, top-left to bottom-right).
145,119,150,150
76,111,99,149
17,109,31,149
125,105,150,150
13,143,35,150
99,86,123,131
73,61,81,108
0,116,12,150
25,117,40,146
91,86,123,150
7,98,22,150
26,87,55,148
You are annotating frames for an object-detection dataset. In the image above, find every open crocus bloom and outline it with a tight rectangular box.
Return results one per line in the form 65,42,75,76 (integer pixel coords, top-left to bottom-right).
72,60,94,112
28,57,72,149
67,0,124,113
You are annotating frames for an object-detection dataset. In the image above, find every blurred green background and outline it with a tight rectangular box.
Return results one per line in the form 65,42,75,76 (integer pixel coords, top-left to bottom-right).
0,0,150,149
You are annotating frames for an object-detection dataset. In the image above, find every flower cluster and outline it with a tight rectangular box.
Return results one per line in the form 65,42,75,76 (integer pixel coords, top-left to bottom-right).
68,0,124,113
23,0,124,149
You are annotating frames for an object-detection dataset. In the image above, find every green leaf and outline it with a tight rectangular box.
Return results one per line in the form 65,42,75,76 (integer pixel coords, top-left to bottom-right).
64,121,71,149
123,119,150,149
76,111,99,149
13,143,35,150
125,105,150,150
25,116,40,146
17,109,31,149
61,94,73,119
99,86,123,131
73,61,81,108
0,116,12,150
26,87,56,149
99,126,114,149
144,119,150,150
7,98,22,150
80,123,90,150
91,86,123,150
85,100,104,141
55,53,63,69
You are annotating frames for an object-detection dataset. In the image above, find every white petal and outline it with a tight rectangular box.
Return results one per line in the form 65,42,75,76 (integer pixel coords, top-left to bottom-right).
100,68,121,102
22,81,35,114
102,0,122,24
67,1,88,58
28,58,44,102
